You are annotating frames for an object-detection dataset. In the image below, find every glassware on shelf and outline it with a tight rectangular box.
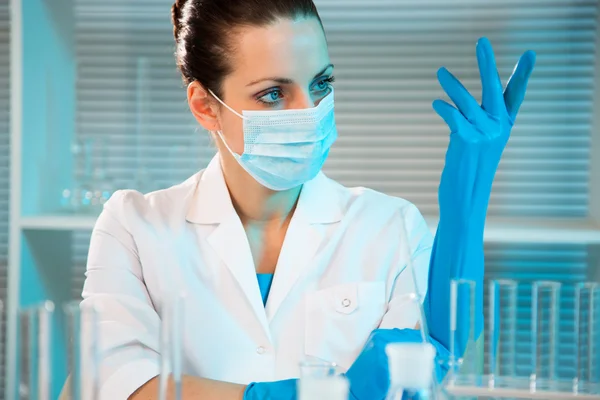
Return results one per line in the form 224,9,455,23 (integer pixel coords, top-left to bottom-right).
79,138,96,214
90,137,115,212
18,302,54,400
60,139,82,213
60,137,115,215
59,137,90,214
64,301,101,400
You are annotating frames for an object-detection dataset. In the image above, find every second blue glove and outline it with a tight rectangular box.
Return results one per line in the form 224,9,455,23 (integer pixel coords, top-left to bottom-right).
345,328,450,400
243,379,298,400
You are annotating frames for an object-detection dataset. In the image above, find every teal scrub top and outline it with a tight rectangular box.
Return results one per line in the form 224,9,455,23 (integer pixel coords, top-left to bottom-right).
256,273,274,306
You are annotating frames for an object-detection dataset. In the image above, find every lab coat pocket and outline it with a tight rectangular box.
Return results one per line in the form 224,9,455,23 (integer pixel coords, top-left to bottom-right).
304,282,386,370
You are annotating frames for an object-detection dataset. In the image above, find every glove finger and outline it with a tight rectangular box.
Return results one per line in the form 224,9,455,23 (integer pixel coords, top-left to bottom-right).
476,37,504,117
433,99,481,139
433,100,487,143
437,67,487,125
389,328,425,343
432,99,461,133
504,50,536,122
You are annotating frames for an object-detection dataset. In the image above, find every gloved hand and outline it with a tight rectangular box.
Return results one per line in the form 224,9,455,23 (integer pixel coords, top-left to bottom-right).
345,328,451,400
243,329,450,400
425,37,536,357
243,379,297,400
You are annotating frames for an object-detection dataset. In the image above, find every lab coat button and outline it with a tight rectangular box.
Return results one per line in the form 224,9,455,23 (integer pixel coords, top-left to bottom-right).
342,298,352,308
256,346,266,355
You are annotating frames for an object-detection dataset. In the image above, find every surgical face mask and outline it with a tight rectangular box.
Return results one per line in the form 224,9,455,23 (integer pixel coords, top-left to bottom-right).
209,89,338,191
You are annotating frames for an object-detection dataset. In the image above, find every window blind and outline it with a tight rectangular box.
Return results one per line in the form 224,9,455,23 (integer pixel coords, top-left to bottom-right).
0,0,9,397
72,0,598,218
71,0,600,384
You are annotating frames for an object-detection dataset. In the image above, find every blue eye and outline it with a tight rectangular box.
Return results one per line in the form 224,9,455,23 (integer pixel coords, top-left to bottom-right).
257,89,284,105
313,76,336,93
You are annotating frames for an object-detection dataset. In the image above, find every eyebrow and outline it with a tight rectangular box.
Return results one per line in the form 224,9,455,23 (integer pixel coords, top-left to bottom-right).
246,63,335,87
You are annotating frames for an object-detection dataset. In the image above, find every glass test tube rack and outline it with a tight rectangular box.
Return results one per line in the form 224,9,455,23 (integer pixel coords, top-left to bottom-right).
442,280,600,399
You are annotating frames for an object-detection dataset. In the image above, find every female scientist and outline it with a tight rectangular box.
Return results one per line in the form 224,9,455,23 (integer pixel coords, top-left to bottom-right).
80,0,535,399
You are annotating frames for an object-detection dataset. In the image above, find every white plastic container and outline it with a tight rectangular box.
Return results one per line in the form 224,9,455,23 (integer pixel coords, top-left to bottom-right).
298,375,349,400
386,342,436,397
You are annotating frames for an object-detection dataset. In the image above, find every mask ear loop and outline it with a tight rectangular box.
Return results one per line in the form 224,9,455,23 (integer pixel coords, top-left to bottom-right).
195,87,245,156
212,129,241,159
207,88,246,120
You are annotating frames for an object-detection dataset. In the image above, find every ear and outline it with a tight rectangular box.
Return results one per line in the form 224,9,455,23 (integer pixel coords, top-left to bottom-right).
187,81,221,131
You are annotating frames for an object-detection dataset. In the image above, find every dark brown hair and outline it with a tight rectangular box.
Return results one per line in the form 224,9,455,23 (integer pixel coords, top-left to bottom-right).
171,0,323,98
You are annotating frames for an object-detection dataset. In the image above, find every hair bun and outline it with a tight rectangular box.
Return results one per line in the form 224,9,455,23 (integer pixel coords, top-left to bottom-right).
171,0,321,87
171,0,187,40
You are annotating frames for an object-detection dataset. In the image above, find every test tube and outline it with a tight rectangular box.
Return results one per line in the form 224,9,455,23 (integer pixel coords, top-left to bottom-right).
397,221,439,398
158,294,185,400
530,281,561,391
38,302,52,400
19,302,54,400
574,282,599,392
64,301,101,400
488,279,518,387
64,302,81,400
81,139,95,213
18,310,29,399
450,279,477,378
391,293,429,341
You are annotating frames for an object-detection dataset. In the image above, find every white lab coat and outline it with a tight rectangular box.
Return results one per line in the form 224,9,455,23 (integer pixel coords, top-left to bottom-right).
81,155,433,399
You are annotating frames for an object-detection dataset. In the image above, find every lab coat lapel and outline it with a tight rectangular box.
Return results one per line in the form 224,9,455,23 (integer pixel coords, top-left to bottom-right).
265,216,324,322
265,172,343,322
187,155,272,340
207,215,271,340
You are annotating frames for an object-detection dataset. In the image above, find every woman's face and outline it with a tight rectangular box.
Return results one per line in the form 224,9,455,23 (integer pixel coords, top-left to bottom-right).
205,17,333,154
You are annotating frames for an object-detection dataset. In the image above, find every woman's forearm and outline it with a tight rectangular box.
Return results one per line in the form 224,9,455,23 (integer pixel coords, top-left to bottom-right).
129,375,247,400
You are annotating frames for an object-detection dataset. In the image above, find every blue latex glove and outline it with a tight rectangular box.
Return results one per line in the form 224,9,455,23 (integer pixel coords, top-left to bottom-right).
243,379,297,400
345,328,451,400
425,37,536,357
243,329,450,400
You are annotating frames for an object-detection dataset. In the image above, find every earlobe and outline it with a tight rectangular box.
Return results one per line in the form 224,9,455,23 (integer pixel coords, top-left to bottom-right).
187,81,221,131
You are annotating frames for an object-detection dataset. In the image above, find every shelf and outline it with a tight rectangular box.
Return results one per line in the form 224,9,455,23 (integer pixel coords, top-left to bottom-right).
444,375,600,400
17,214,600,244
476,217,600,245
19,215,98,230
425,216,600,245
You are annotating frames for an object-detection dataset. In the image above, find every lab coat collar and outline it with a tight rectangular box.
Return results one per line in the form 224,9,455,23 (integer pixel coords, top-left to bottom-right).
186,154,235,224
296,168,344,224
186,154,343,225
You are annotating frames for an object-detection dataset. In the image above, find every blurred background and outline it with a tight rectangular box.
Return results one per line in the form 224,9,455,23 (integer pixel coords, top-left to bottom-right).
0,0,599,398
